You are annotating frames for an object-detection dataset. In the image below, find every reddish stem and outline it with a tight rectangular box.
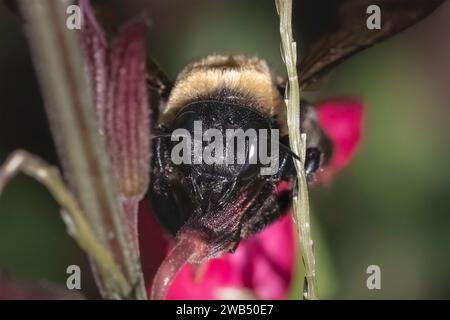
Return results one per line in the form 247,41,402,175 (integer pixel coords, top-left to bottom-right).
150,237,197,300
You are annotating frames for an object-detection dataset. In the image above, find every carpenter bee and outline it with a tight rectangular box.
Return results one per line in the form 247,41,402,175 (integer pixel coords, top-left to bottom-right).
145,0,445,299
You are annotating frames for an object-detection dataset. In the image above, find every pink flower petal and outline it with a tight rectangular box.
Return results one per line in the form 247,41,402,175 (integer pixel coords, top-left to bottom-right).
316,99,364,181
226,214,295,300
140,199,296,300
139,201,171,286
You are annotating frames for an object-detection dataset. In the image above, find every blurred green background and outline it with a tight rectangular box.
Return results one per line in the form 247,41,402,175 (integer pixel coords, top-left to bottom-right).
0,0,449,299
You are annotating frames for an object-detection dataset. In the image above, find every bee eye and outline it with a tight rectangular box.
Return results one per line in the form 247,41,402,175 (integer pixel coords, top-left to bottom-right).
246,137,258,164
239,137,260,180
173,109,197,128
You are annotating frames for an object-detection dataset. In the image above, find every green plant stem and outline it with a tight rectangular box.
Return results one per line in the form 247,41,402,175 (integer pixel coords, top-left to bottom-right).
0,150,130,296
276,0,319,300
18,0,146,299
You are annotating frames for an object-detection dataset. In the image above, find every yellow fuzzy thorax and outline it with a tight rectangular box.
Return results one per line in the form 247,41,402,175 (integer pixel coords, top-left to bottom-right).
160,55,287,134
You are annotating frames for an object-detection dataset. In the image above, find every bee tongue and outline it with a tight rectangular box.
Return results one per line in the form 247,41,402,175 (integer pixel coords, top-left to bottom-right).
150,187,258,299
150,233,207,300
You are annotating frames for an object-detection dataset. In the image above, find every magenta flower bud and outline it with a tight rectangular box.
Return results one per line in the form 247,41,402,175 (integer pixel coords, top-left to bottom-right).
80,0,150,249
81,0,150,200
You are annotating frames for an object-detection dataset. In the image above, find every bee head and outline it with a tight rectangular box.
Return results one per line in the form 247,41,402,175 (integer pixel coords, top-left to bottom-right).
166,100,285,258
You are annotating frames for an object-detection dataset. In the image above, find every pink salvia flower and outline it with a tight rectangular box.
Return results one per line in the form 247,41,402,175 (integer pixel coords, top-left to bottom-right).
139,204,296,300
316,99,364,183
167,214,296,300
140,99,364,300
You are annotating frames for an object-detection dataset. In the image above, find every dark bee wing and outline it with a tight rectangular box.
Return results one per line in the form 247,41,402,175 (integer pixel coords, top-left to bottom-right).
298,0,446,89
146,57,173,122
146,57,172,100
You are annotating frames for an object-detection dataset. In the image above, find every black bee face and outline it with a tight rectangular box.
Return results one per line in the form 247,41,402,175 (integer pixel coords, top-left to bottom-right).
150,99,294,260
171,101,276,180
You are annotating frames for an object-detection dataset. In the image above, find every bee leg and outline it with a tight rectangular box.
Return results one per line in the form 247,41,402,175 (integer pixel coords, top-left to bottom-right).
305,147,322,183
228,239,241,254
300,100,334,181
228,222,245,254
239,185,283,240
148,133,190,235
